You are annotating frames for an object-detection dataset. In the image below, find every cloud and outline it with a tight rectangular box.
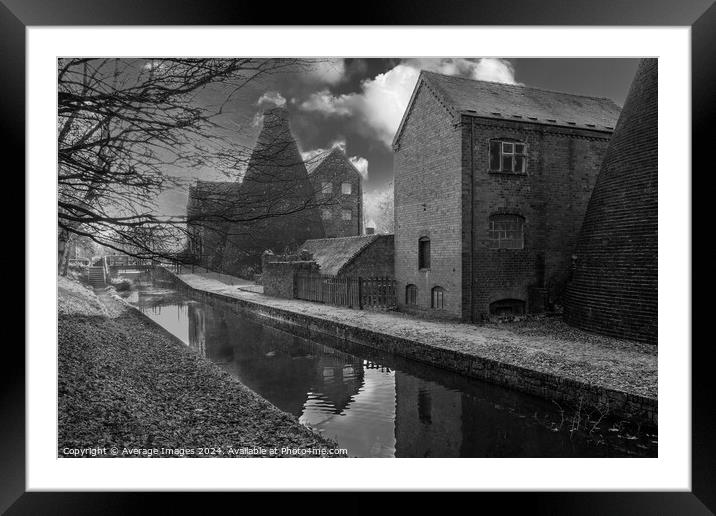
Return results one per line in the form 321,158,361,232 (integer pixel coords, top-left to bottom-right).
299,58,519,147
348,156,369,180
306,59,347,85
257,91,287,108
299,139,346,162
362,183,394,234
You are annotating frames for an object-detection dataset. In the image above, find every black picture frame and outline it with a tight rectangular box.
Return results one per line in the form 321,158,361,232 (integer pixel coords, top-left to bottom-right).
5,0,708,513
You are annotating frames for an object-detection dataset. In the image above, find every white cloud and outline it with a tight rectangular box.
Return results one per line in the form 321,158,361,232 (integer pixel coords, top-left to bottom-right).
299,139,346,162
348,156,369,180
299,58,519,147
257,91,287,108
306,59,346,85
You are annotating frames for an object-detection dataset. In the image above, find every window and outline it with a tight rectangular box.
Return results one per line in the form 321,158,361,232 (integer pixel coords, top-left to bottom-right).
488,214,524,249
405,284,417,305
321,209,332,220
321,181,333,194
418,237,430,270
341,209,352,221
489,139,527,173
431,286,445,309
341,182,352,195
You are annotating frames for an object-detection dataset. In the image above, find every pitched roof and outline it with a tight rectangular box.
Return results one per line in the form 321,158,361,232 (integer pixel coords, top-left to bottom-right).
304,147,363,179
304,149,334,175
394,71,622,147
301,235,386,276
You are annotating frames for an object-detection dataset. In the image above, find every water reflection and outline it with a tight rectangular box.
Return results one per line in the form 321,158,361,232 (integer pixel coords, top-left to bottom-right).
129,282,657,458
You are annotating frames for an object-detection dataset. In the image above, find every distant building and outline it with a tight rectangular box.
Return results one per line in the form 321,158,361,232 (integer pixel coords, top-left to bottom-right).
301,234,394,278
564,59,658,345
186,107,325,275
392,71,621,321
305,148,364,238
186,108,365,275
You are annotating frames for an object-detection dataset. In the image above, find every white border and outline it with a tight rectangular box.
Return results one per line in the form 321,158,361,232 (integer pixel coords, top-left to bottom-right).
28,27,691,491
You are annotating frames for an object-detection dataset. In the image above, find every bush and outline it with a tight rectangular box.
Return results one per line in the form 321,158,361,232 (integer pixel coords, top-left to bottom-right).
111,278,132,292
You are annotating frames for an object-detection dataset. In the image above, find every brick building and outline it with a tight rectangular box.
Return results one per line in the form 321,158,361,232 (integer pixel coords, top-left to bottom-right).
564,59,658,344
187,108,364,274
393,71,621,321
305,147,363,238
301,234,394,278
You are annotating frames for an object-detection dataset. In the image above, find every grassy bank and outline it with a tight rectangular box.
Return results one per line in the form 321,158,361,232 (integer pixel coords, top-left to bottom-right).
58,276,340,458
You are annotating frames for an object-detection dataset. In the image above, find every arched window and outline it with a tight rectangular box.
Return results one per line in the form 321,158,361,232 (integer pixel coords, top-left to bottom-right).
489,139,528,173
431,286,445,309
488,214,525,249
489,299,526,316
418,237,431,270
405,284,418,305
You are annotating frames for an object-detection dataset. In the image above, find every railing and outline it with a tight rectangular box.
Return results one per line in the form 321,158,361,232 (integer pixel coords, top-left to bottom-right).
294,273,396,310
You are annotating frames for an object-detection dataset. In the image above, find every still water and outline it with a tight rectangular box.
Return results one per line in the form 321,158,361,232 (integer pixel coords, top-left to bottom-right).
125,280,657,458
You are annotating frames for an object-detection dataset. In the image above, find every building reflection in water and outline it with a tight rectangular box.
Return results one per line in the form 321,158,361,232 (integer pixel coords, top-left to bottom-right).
131,284,656,458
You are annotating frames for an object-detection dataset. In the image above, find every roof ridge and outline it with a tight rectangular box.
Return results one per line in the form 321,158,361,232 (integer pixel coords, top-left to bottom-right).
420,69,617,103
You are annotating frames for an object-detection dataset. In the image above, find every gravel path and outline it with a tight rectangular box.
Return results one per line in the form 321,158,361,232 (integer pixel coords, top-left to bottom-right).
178,272,657,399
58,277,339,458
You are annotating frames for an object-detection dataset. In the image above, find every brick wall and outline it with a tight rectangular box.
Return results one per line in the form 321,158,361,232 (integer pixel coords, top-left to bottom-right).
394,82,464,319
466,118,611,320
564,59,658,344
341,235,394,278
262,258,318,299
309,153,363,238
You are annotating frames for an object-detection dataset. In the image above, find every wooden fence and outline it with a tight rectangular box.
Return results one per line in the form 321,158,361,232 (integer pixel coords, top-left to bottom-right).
294,273,396,310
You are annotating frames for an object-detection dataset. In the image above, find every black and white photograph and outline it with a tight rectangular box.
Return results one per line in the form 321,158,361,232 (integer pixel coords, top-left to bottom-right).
6,5,703,505
56,56,658,459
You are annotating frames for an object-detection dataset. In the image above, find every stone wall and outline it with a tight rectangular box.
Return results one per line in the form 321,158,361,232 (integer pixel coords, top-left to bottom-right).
261,252,318,299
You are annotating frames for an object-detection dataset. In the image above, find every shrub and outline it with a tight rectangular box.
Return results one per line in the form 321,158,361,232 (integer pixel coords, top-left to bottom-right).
111,278,133,292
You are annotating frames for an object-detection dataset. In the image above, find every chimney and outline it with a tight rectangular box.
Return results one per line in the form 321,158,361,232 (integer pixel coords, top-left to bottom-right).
262,106,290,127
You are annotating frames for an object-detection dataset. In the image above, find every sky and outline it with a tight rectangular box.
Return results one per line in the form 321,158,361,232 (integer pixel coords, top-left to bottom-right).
157,57,641,223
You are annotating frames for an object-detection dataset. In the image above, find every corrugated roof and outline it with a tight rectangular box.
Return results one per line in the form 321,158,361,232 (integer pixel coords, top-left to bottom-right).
394,71,621,147
301,235,382,276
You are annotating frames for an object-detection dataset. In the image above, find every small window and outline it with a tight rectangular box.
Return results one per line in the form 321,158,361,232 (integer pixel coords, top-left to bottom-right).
341,182,352,195
431,286,445,309
321,209,332,220
321,181,333,194
488,214,524,249
489,139,527,173
418,237,430,270
341,209,352,221
405,284,417,305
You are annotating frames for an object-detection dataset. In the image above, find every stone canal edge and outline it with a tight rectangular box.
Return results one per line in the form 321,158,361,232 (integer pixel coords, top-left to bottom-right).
158,269,657,428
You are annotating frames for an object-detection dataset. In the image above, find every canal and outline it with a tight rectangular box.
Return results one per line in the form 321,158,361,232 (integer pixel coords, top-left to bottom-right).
122,278,657,458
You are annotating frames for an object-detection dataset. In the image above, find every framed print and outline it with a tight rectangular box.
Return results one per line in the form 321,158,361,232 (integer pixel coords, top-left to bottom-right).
5,0,709,512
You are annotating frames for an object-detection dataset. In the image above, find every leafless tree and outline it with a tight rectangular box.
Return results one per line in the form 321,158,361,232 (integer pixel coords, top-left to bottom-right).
57,57,342,274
